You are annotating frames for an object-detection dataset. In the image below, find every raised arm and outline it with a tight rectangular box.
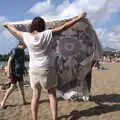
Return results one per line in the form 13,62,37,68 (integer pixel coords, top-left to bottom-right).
4,24,23,41
52,12,87,33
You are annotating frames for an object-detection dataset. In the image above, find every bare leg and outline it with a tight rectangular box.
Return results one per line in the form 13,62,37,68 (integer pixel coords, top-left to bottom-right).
0,84,16,108
48,88,57,120
18,80,26,105
31,84,41,120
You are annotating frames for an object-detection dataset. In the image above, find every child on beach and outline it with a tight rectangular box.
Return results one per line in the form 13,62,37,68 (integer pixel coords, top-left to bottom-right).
0,42,27,108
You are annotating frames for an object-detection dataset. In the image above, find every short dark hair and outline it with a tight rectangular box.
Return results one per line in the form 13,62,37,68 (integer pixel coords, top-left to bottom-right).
30,16,46,33
17,41,24,46
17,41,25,48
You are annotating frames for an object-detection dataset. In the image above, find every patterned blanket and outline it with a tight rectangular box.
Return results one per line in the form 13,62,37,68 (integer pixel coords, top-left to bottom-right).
7,17,103,100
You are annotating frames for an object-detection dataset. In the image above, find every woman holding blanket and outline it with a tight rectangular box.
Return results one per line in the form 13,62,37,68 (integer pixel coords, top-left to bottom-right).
3,12,86,120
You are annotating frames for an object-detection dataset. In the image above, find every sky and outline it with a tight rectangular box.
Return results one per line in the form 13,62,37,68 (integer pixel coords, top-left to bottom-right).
0,0,120,54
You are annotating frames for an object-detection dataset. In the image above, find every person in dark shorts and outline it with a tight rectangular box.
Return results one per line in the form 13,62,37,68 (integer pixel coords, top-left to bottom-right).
0,42,27,108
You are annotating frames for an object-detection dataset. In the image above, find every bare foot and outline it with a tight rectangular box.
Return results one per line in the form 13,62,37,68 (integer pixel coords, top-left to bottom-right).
0,102,6,109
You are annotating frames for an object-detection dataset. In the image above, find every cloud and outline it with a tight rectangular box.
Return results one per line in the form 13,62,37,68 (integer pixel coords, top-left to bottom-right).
0,16,9,22
28,0,54,16
1,0,120,53
0,16,18,54
27,0,120,50
0,16,11,34
28,0,120,24
0,33,18,54
0,16,9,32
96,26,120,49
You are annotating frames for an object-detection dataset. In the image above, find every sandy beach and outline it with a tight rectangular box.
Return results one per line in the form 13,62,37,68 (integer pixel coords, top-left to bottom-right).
0,63,120,120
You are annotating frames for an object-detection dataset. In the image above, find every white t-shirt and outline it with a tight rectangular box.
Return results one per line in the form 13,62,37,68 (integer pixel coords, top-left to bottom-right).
22,30,56,69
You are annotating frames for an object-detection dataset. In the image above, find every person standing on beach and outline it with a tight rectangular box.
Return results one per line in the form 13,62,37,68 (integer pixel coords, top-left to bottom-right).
3,12,86,120
0,42,27,108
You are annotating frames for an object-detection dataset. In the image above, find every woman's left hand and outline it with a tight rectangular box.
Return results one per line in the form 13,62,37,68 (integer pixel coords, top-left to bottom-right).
4,24,9,28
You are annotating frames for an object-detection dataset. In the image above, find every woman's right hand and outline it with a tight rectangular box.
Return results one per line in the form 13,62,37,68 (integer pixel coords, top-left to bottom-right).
78,12,87,19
